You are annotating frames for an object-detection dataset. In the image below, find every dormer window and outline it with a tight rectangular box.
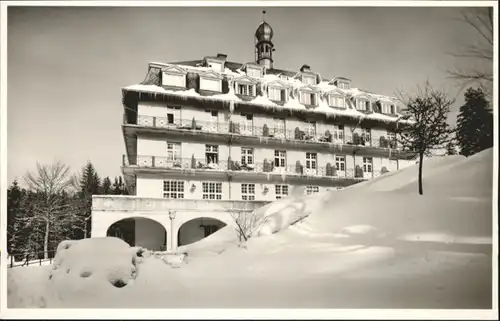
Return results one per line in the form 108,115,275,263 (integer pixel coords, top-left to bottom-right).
337,81,350,90
267,81,290,103
199,71,223,92
204,57,224,72
209,61,222,72
268,87,288,102
381,102,396,114
247,67,262,78
299,90,318,106
279,75,288,81
302,75,316,85
356,99,369,111
235,83,256,96
328,94,345,108
161,66,187,88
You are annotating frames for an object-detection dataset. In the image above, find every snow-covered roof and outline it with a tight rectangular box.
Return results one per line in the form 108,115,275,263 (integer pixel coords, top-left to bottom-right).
123,84,412,125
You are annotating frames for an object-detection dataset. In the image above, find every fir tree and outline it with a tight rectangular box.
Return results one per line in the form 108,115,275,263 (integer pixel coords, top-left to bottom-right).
78,162,102,238
456,87,493,157
446,139,458,155
7,180,25,254
102,177,112,194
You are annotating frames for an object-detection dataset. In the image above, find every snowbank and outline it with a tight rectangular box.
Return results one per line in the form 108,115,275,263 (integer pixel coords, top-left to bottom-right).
40,237,141,307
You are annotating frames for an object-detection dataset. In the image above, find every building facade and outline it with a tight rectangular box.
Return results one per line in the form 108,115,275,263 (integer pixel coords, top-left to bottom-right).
91,19,415,252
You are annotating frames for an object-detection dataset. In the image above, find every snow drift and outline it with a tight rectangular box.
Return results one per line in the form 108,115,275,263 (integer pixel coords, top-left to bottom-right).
6,149,494,309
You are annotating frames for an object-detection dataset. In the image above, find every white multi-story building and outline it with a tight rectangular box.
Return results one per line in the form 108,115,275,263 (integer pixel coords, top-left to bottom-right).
91,19,415,252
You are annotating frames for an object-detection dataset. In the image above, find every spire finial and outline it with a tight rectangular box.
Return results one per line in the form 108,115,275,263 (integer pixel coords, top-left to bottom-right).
262,10,266,22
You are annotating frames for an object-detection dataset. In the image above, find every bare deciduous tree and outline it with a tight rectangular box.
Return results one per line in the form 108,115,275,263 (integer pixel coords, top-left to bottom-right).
24,161,78,258
230,210,267,242
396,82,455,195
447,7,493,98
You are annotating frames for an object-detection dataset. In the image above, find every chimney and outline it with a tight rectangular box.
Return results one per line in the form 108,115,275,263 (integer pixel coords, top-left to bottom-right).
217,53,228,60
300,64,311,72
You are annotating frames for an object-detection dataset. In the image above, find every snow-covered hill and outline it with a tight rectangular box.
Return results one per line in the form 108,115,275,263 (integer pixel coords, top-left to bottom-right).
6,149,494,311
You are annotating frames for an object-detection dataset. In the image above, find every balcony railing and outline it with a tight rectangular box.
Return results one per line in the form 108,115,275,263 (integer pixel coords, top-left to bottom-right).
123,155,384,180
130,115,400,150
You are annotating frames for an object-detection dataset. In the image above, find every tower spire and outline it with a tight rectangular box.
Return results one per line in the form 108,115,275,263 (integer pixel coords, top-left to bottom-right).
262,10,266,22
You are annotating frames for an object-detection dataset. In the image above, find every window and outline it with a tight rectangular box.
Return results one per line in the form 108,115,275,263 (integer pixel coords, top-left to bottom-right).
247,68,261,78
302,75,316,85
328,95,345,108
205,110,218,132
200,78,222,92
363,157,373,173
356,99,368,111
205,145,219,164
381,102,395,114
273,117,286,138
236,83,255,96
241,183,255,201
166,106,181,125
335,156,346,171
387,131,397,147
333,124,344,141
362,128,371,144
275,185,289,199
202,182,222,200
163,180,184,199
166,142,181,161
299,91,318,106
241,147,254,165
274,150,286,168
306,186,320,195
162,73,186,88
305,121,316,137
240,113,253,135
337,81,350,89
390,104,396,114
269,87,288,102
305,153,317,173
208,61,222,72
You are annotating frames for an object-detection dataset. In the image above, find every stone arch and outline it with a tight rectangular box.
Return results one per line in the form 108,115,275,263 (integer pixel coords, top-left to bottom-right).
106,216,168,251
177,217,228,247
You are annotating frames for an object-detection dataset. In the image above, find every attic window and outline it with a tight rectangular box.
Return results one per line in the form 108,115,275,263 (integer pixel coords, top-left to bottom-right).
302,75,316,85
337,81,350,89
200,77,222,92
299,91,318,106
235,83,256,96
381,102,395,114
268,87,288,102
162,70,186,88
356,99,369,111
328,94,345,108
247,68,261,78
207,61,223,72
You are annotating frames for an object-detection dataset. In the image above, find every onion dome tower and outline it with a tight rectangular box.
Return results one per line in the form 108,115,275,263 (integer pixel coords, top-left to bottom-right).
255,10,275,69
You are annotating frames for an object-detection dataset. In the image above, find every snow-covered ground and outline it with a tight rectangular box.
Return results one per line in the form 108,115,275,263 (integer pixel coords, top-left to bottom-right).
6,149,495,313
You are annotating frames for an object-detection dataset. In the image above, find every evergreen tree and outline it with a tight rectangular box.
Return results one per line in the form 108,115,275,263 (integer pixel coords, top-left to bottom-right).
78,162,102,238
102,177,112,194
7,180,25,254
112,176,128,195
446,139,458,155
456,87,493,157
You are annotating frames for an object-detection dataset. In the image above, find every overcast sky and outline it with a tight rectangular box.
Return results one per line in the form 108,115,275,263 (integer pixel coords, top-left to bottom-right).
6,5,492,185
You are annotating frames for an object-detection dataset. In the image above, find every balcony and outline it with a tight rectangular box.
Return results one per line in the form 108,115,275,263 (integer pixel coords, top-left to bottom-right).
125,115,407,156
92,195,268,213
122,155,384,182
